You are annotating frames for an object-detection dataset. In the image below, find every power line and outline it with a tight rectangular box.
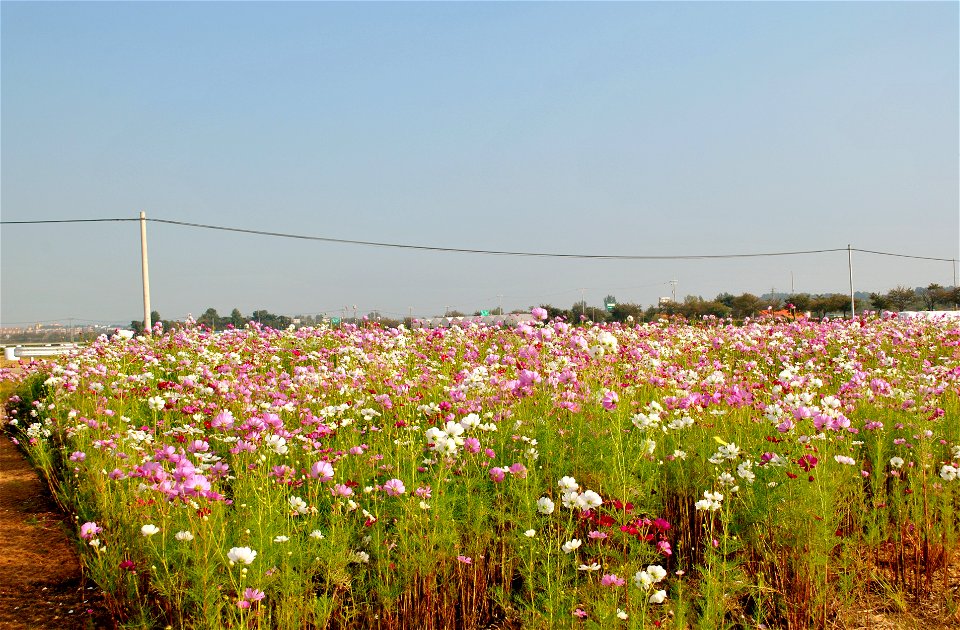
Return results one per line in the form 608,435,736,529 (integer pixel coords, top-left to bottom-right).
851,248,953,263
2,216,955,263
0,218,137,225
148,218,847,260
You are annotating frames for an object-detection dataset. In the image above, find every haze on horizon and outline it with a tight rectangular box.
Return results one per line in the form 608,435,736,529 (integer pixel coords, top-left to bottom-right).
2,2,958,326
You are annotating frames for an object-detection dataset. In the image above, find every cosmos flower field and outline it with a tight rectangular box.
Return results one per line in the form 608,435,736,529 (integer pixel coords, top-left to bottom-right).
3,312,959,629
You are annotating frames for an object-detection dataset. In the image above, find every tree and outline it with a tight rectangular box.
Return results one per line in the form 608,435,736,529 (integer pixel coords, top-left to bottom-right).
197,307,221,330
809,294,849,318
609,302,645,323
730,293,763,319
230,308,245,327
885,286,917,312
922,284,956,310
715,293,735,308
869,293,890,311
785,294,812,314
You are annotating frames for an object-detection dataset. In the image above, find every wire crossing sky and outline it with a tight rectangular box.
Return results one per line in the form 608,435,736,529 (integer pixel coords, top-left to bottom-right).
2,216,955,263
1,2,957,324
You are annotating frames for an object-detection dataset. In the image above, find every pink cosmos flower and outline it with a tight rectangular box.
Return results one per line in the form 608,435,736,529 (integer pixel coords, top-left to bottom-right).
531,307,548,321
508,462,527,478
332,483,353,497
489,467,506,483
601,391,618,411
456,555,472,564
601,574,625,587
383,478,406,496
80,522,101,539
309,461,335,481
573,608,588,619
243,588,265,602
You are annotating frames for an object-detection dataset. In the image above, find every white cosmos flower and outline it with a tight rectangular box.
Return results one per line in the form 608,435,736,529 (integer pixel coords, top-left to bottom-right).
561,539,582,554
227,546,257,565
578,563,601,571
649,589,668,604
536,497,555,515
575,489,602,511
889,457,905,469
646,564,667,582
557,476,579,492
141,524,160,537
289,496,309,515
175,530,194,542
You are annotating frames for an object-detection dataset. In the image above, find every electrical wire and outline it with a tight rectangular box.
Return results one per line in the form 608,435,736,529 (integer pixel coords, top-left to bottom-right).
851,248,954,263
2,216,955,263
0,218,137,224
147,218,848,260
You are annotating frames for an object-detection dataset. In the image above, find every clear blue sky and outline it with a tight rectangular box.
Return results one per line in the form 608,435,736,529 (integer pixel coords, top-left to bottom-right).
2,1,957,325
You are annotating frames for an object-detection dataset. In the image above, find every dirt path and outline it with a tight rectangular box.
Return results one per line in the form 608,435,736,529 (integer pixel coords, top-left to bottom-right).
0,432,112,629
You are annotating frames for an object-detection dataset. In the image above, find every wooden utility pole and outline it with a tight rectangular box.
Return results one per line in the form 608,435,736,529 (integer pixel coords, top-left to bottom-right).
140,211,152,332
848,244,855,319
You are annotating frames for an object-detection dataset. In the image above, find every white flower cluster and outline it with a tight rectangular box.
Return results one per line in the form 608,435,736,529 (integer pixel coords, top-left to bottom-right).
736,460,755,483
666,415,695,431
695,490,724,512
633,564,668,603
708,442,740,465
631,401,665,431
556,476,603,512
265,434,288,455
289,496,309,515
424,420,466,456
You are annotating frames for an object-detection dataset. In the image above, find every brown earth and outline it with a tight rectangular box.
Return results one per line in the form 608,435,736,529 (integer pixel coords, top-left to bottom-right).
0,432,113,630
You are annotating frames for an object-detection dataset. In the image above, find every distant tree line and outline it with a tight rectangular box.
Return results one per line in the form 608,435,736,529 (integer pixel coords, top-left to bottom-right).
127,284,958,334
539,284,960,324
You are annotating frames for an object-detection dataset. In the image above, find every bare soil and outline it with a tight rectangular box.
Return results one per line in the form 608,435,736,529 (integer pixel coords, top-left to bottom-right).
0,417,112,629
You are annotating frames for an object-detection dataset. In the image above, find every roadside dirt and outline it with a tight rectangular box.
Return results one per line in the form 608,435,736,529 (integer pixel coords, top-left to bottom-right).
0,413,112,629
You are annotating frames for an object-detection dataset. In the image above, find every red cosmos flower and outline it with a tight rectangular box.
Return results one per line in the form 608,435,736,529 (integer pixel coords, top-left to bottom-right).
796,455,818,472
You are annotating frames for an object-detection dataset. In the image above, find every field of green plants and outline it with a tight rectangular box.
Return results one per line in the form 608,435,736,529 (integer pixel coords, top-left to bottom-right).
2,312,959,629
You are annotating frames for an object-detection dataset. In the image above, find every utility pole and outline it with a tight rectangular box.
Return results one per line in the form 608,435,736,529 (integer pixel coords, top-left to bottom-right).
580,288,586,319
847,244,855,319
139,211,152,333
791,271,795,294
498,294,503,316
669,280,678,303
